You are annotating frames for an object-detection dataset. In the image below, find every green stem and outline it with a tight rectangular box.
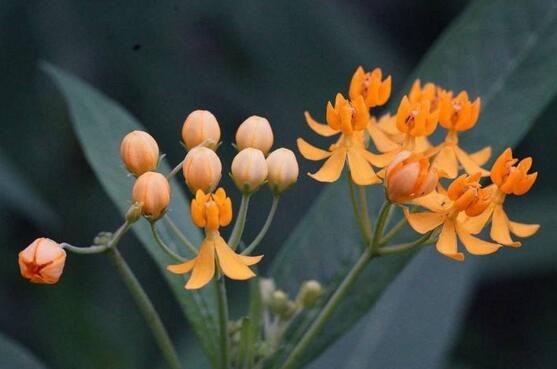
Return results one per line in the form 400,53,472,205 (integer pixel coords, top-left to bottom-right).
371,201,392,253
241,195,280,256
216,276,230,369
358,186,372,235
107,247,182,369
228,193,251,250
378,232,435,256
150,223,188,262
380,215,408,246
167,158,186,179
61,243,109,254
347,175,371,244
163,215,198,255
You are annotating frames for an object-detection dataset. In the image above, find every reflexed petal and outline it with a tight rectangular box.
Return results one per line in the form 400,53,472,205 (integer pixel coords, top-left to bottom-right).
461,205,493,235
375,114,400,135
304,111,339,137
214,237,256,280
469,146,492,166
491,205,521,247
167,259,196,274
367,123,400,153
362,149,398,168
403,208,445,234
297,138,332,161
432,145,458,179
308,149,346,182
186,239,216,289
412,191,451,212
238,254,264,266
347,148,381,185
454,146,490,177
437,221,464,261
508,220,540,238
414,136,432,152
456,223,501,255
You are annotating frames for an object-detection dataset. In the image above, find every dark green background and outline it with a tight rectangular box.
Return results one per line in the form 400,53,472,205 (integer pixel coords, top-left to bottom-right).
1,1,555,368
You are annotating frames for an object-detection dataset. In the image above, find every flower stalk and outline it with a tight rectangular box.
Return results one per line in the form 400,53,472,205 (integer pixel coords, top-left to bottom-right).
215,276,230,369
242,195,280,256
228,193,251,250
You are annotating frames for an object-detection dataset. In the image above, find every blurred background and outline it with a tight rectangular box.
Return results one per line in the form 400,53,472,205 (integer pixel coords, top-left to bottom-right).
1,1,555,368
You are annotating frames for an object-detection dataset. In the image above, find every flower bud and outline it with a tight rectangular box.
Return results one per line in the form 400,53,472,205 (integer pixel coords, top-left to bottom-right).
132,172,171,220
385,151,438,204
183,146,222,193
270,290,289,316
259,278,276,306
235,116,274,155
295,280,323,309
181,110,221,150
19,238,66,284
231,148,268,193
126,203,143,223
266,148,299,194
120,130,159,176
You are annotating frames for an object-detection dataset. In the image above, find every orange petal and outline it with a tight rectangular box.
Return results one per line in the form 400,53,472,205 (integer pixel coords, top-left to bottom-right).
412,191,451,212
454,146,490,177
367,123,400,153
304,111,339,137
414,136,432,153
362,149,398,168
469,146,492,166
375,114,400,135
297,138,332,161
403,208,445,234
167,259,196,274
186,239,216,289
437,220,464,261
347,148,381,185
308,148,346,182
214,236,256,280
508,220,540,238
238,254,264,266
432,146,458,179
461,205,493,235
456,223,501,255
491,205,521,247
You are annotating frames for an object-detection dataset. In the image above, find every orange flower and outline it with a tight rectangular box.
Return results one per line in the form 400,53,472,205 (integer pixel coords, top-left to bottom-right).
404,173,501,261
19,238,66,284
463,148,539,246
297,93,381,185
167,188,262,289
349,66,391,108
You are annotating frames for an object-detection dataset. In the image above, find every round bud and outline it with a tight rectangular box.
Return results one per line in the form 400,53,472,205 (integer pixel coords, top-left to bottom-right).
385,151,438,204
181,110,221,150
183,147,222,194
231,148,268,193
120,130,160,176
235,116,274,155
259,278,276,306
132,172,171,220
295,280,323,309
266,148,299,194
19,238,66,284
270,290,289,316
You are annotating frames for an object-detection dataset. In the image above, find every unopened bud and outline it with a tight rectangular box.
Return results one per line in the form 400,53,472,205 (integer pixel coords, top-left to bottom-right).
19,238,66,284
181,110,221,150
126,203,143,223
132,172,171,220
120,130,160,176
259,278,276,306
270,290,289,316
385,151,438,204
266,148,299,194
281,301,298,320
235,116,274,155
296,280,323,309
231,148,268,193
183,146,222,193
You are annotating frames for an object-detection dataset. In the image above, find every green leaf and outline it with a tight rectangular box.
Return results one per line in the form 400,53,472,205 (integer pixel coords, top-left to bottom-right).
270,0,557,367
40,62,219,367
0,333,48,369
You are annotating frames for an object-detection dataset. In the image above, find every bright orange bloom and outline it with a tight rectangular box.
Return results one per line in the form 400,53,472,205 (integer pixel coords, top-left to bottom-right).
404,173,501,261
463,148,539,246
19,238,66,284
349,66,391,108
167,188,262,289
297,93,381,185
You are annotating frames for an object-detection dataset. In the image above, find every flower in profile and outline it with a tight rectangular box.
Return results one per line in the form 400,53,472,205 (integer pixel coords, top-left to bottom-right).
19,238,66,284
236,116,274,155
167,188,263,289
297,93,381,185
120,130,160,176
181,110,221,150
404,173,501,260
132,172,171,220
349,66,391,108
463,148,539,246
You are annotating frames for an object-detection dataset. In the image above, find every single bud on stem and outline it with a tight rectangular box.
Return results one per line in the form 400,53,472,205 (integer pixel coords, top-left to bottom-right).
295,280,323,309
235,115,274,155
270,290,289,316
132,172,171,220
181,110,221,150
231,148,268,194
259,278,277,306
126,203,143,223
120,130,160,176
19,238,66,284
183,146,222,194
266,148,299,194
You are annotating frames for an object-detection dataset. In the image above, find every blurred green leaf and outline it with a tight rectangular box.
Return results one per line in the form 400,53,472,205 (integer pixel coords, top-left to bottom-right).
270,0,557,367
40,62,220,367
0,333,48,369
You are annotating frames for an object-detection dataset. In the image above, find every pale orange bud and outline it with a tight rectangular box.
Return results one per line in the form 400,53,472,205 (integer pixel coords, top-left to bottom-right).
385,151,438,204
231,148,268,193
132,172,171,220
181,110,221,150
120,130,160,176
266,148,299,194
235,116,274,155
183,146,222,193
19,238,66,284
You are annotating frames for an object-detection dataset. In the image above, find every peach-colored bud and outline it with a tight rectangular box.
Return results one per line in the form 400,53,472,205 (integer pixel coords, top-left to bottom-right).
183,146,222,193
181,110,221,150
235,116,274,155
132,172,171,220
19,238,66,284
266,148,299,194
385,151,438,204
120,130,160,176
231,148,268,193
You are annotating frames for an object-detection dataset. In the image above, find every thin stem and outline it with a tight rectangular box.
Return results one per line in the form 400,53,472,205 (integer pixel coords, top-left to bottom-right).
61,243,109,254
241,196,280,256
278,248,373,369
150,223,188,262
358,186,373,236
371,201,392,253
167,158,186,179
380,216,408,246
107,247,182,369
163,215,198,255
347,174,371,244
378,231,435,256
215,276,230,369
228,193,251,250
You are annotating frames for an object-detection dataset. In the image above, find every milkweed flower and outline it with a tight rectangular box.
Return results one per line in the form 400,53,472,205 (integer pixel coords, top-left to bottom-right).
19,238,66,284
181,110,221,150
132,172,171,220
349,66,391,108
236,116,274,155
404,173,501,260
463,148,539,246
167,188,263,289
183,146,222,193
120,131,160,176
297,93,381,185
